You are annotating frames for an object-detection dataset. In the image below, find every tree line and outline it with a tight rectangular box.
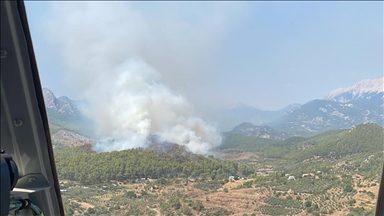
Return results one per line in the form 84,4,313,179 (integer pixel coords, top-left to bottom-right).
54,144,255,184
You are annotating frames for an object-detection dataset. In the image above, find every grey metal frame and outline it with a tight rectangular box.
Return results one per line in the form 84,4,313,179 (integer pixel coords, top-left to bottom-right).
1,1,63,215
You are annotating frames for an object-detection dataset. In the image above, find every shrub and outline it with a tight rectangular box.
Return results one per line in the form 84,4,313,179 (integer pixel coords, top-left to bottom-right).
87,208,95,214
343,184,354,193
191,200,204,211
313,203,319,209
305,200,312,208
180,205,192,215
348,199,356,206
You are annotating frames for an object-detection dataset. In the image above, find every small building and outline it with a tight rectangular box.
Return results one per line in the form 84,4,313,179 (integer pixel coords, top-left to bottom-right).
288,176,295,180
316,171,322,174
285,174,290,177
229,176,235,182
302,174,309,178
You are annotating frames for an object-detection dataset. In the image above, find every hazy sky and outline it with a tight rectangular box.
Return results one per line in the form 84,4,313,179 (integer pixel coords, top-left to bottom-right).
25,1,383,110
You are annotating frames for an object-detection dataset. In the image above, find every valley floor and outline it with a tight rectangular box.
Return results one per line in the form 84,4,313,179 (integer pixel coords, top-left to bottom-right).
61,172,378,216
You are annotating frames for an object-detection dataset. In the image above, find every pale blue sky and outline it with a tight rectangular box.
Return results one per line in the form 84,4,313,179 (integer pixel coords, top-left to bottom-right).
25,1,383,110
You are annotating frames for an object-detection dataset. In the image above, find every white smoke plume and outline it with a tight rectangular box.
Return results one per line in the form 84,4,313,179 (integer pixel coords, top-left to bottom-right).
43,2,246,153
83,57,222,153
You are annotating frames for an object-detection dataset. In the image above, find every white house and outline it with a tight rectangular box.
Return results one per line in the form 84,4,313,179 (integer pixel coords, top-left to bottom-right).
302,174,309,177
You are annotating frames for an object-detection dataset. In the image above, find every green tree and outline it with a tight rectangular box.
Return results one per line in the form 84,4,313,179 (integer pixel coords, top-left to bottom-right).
169,197,181,210
191,200,204,211
348,199,356,206
180,205,192,215
87,208,95,214
344,184,354,193
305,200,312,208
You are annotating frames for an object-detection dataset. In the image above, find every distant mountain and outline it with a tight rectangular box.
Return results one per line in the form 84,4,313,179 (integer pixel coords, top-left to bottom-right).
269,99,383,135
207,103,301,131
263,78,384,135
228,122,289,140
43,88,94,137
280,103,302,114
219,78,383,135
205,103,279,131
324,77,383,103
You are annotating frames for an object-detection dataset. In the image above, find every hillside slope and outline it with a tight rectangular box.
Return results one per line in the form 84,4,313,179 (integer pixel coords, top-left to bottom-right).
220,123,383,160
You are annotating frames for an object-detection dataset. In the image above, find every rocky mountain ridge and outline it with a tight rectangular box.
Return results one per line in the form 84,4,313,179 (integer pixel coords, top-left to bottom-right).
43,88,80,116
324,77,383,103
43,88,94,145
268,98,383,135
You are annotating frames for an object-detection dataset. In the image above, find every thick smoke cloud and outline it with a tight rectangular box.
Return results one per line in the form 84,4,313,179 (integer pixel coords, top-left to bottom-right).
43,2,245,153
